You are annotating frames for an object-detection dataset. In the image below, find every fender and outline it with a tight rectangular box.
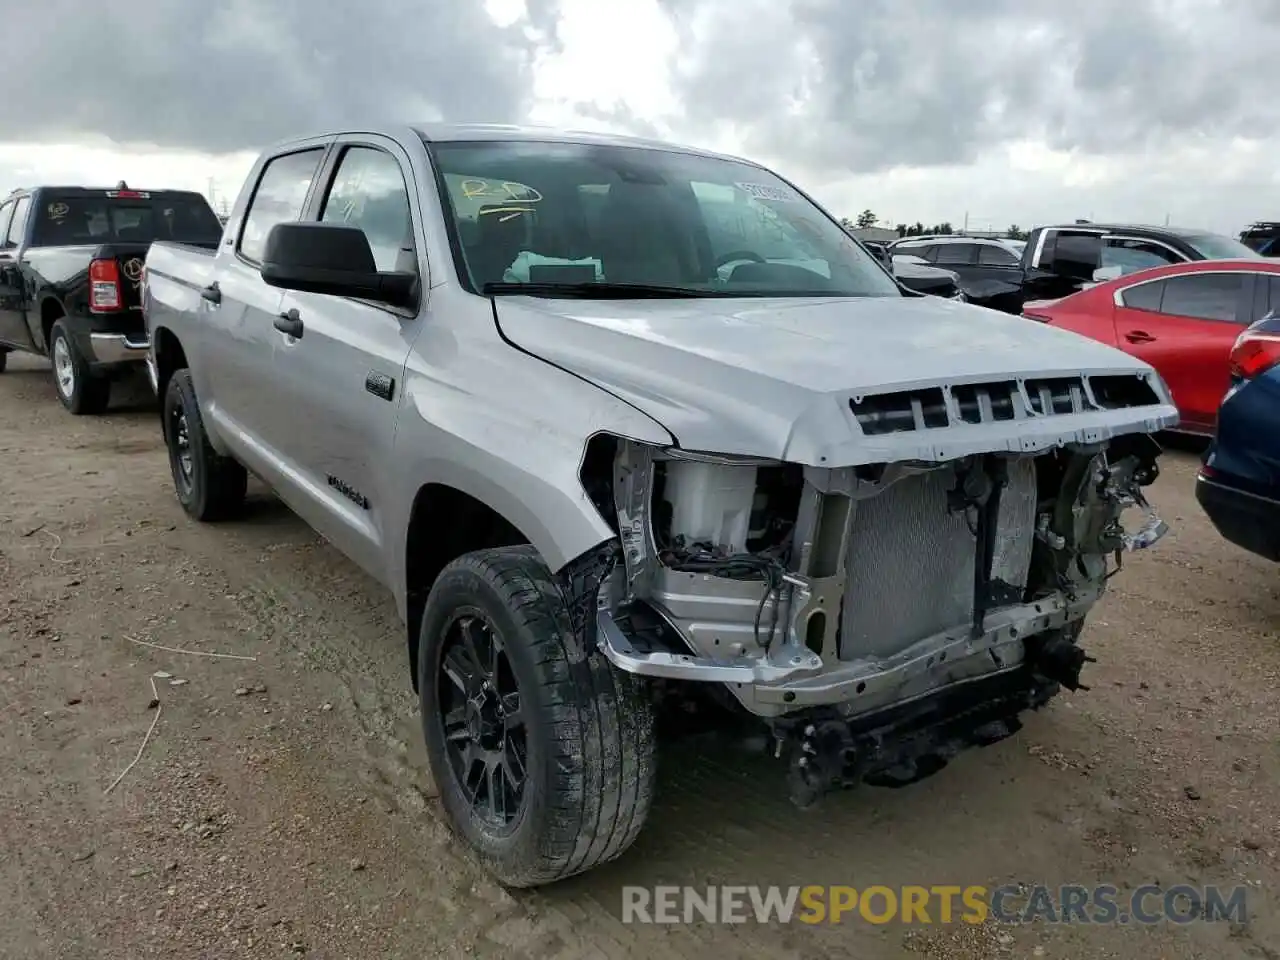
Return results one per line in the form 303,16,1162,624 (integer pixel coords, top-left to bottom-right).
384,340,674,622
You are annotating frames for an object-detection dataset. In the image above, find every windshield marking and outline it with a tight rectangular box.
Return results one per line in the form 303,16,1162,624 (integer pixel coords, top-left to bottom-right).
734,181,796,202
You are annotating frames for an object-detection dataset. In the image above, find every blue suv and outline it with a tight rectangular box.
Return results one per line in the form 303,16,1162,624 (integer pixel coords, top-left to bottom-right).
1197,313,1280,560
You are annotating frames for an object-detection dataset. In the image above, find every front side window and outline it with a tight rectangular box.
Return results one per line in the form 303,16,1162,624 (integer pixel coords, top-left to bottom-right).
977,243,1019,266
1157,273,1244,323
239,149,325,263
428,139,900,298
320,146,416,274
1102,238,1181,274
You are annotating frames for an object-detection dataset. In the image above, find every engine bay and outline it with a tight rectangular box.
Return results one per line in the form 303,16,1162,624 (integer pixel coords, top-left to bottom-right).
593,433,1167,720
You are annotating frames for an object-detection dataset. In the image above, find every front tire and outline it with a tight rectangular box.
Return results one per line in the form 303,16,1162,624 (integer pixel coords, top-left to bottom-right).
49,321,110,414
162,369,247,521
420,545,656,887
0,349,8,373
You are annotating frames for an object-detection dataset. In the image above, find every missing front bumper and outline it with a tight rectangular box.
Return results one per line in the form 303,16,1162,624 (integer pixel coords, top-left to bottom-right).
596,584,1099,717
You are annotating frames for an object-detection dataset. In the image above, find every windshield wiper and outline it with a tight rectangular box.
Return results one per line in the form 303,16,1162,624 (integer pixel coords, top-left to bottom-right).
482,281,717,299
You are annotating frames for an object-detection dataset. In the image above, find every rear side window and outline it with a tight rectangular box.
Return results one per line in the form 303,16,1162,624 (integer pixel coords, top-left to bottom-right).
977,243,1018,266
1120,280,1164,311
0,200,15,249
933,243,977,265
1158,273,1244,323
31,193,222,246
239,149,325,263
6,197,31,247
319,146,416,274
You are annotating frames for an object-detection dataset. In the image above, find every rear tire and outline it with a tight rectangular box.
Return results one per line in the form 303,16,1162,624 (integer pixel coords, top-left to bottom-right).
49,321,110,415
162,369,246,521
0,349,8,373
419,545,656,887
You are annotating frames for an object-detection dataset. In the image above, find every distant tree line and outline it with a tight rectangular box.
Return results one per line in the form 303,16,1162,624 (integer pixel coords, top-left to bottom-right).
838,211,1030,241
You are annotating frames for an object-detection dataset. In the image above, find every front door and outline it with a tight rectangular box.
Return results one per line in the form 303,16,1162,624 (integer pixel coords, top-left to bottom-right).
1113,271,1248,433
265,138,425,579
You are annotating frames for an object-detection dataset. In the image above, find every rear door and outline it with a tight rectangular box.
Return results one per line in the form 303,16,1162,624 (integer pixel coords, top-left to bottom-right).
1114,271,1249,432
203,145,329,459
0,197,28,348
265,136,425,577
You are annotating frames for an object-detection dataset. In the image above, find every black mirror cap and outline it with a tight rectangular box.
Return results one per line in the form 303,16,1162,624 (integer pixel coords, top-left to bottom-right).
259,221,417,308
264,221,377,273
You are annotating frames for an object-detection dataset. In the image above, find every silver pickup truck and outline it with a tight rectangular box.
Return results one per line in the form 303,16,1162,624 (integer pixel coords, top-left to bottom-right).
142,124,1177,887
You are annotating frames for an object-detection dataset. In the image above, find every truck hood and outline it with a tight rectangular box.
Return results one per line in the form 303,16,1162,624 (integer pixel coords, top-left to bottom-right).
493,295,1179,466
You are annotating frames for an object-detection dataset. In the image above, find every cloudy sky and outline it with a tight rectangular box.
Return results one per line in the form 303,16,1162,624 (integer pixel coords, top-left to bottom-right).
1,0,1275,236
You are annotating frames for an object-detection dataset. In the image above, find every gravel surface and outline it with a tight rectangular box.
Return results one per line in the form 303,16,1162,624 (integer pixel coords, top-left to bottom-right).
1,351,1277,959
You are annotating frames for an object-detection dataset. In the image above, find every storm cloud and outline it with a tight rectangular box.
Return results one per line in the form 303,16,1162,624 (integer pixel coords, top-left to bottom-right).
0,0,562,153
655,0,1280,174
3,0,1279,185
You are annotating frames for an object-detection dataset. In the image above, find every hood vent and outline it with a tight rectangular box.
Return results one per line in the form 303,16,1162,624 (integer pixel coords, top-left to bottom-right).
850,373,1161,436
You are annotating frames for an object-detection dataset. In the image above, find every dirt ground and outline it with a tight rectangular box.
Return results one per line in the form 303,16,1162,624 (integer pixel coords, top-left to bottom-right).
0,350,1277,960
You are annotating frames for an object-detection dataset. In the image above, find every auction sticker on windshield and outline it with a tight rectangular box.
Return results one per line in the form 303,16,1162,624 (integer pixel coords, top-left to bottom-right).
735,182,796,202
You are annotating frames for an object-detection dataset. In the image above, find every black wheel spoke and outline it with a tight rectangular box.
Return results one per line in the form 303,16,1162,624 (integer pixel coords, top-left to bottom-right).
459,618,488,680
442,646,476,695
436,609,527,830
503,743,526,787
486,758,503,821
501,692,522,731
443,706,469,742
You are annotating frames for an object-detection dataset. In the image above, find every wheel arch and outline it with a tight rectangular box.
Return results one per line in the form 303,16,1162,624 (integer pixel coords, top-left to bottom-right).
151,325,188,403
400,442,623,691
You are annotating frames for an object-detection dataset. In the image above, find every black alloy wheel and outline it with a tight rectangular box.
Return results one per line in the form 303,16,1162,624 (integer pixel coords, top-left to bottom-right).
436,608,527,830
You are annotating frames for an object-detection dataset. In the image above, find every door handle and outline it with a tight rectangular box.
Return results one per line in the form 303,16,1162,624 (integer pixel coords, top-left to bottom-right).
200,282,221,304
1124,330,1156,344
274,308,303,338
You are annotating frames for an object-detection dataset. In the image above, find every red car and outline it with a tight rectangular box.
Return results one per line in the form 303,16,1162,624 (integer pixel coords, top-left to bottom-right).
1022,259,1280,435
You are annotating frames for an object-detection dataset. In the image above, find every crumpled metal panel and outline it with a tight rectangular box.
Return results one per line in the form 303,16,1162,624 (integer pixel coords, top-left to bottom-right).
839,458,1038,661
992,456,1037,589
840,468,976,660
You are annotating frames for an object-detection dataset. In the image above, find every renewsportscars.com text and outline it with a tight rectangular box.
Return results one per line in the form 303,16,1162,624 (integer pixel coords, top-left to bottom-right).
621,884,1248,926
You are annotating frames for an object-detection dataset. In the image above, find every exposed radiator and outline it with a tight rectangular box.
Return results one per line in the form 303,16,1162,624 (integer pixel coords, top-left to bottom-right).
838,458,1038,661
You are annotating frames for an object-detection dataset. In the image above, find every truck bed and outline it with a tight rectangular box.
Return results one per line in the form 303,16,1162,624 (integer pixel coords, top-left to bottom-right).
144,242,218,343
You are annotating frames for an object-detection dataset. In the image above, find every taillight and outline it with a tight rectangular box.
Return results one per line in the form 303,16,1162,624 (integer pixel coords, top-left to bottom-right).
1229,329,1280,379
88,258,123,312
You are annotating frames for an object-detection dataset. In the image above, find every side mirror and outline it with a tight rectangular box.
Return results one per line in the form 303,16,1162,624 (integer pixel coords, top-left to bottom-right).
260,222,416,308
1092,265,1123,283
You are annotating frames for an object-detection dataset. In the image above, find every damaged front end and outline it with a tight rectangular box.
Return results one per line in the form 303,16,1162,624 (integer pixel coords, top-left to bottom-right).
585,376,1172,806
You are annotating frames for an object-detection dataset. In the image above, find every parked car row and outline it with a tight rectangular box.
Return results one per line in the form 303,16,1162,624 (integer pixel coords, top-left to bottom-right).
880,223,1263,315
1020,257,1280,564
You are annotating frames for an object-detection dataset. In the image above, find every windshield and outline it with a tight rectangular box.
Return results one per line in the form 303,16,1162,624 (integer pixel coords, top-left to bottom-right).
1183,232,1261,260
426,139,900,298
31,192,223,246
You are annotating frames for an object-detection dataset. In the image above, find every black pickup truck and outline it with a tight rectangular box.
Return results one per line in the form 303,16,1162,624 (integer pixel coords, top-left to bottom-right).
0,183,222,413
